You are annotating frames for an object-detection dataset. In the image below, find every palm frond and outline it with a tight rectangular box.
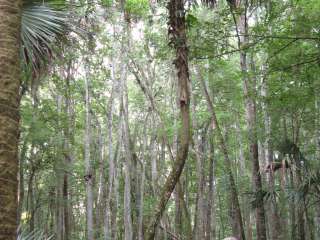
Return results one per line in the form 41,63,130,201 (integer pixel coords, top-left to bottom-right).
21,3,68,75
18,228,54,240
250,189,268,209
298,170,320,198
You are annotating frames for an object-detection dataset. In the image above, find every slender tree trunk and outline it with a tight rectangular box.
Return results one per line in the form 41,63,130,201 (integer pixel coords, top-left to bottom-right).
261,76,281,240
55,94,64,240
235,6,267,237
95,121,105,238
150,118,158,195
117,15,134,236
103,53,117,240
111,136,120,240
63,61,74,240
172,102,182,238
0,1,22,239
228,0,267,237
83,1,96,239
305,206,314,240
18,137,28,228
131,53,192,240
191,91,206,240
196,65,245,240
145,0,191,237
122,80,133,240
28,84,40,233
245,55,267,240
138,117,148,240
206,130,216,240
277,117,289,240
293,147,305,240
118,5,134,237
174,184,182,237
235,117,252,240
84,62,94,240
289,156,296,240
27,168,35,232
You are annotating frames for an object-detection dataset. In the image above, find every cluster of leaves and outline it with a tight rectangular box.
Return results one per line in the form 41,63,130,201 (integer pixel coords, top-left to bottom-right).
18,229,53,240
21,0,69,76
125,0,150,18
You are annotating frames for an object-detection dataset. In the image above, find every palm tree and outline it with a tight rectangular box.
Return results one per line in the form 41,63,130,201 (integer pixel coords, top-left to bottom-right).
0,1,23,239
0,1,67,239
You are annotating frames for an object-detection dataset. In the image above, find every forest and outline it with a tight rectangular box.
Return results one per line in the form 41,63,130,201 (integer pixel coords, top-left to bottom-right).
0,0,319,240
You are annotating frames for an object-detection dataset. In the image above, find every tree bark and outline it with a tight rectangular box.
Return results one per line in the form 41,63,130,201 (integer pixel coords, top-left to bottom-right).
235,116,252,240
122,74,133,240
118,6,134,238
55,95,64,240
103,53,117,240
63,59,74,240
0,1,22,239
261,76,281,240
206,131,216,240
131,53,192,240
191,91,206,240
145,0,191,237
84,61,94,240
138,116,148,240
234,4,267,238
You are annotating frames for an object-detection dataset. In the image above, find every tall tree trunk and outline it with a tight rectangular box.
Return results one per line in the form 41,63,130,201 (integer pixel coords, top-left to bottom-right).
235,4,267,237
289,162,296,240
28,84,39,233
122,76,133,240
150,118,158,195
0,1,22,239
277,117,289,240
191,90,205,240
206,133,216,240
261,77,281,240
118,4,133,237
95,121,105,237
293,144,305,240
117,10,134,235
111,128,120,240
84,62,94,240
83,1,95,239
63,60,74,240
104,53,117,240
235,117,252,240
130,54,192,239
145,0,191,237
196,65,245,240
138,117,148,240
27,168,35,232
55,95,64,240
18,136,28,228
245,56,267,240
174,184,182,237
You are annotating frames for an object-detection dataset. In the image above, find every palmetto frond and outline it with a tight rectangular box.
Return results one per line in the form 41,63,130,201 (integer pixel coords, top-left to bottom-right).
298,170,320,199
21,1,68,75
18,228,54,240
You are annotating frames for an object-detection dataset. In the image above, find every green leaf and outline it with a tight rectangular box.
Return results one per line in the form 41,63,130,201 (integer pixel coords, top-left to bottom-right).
21,3,68,75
